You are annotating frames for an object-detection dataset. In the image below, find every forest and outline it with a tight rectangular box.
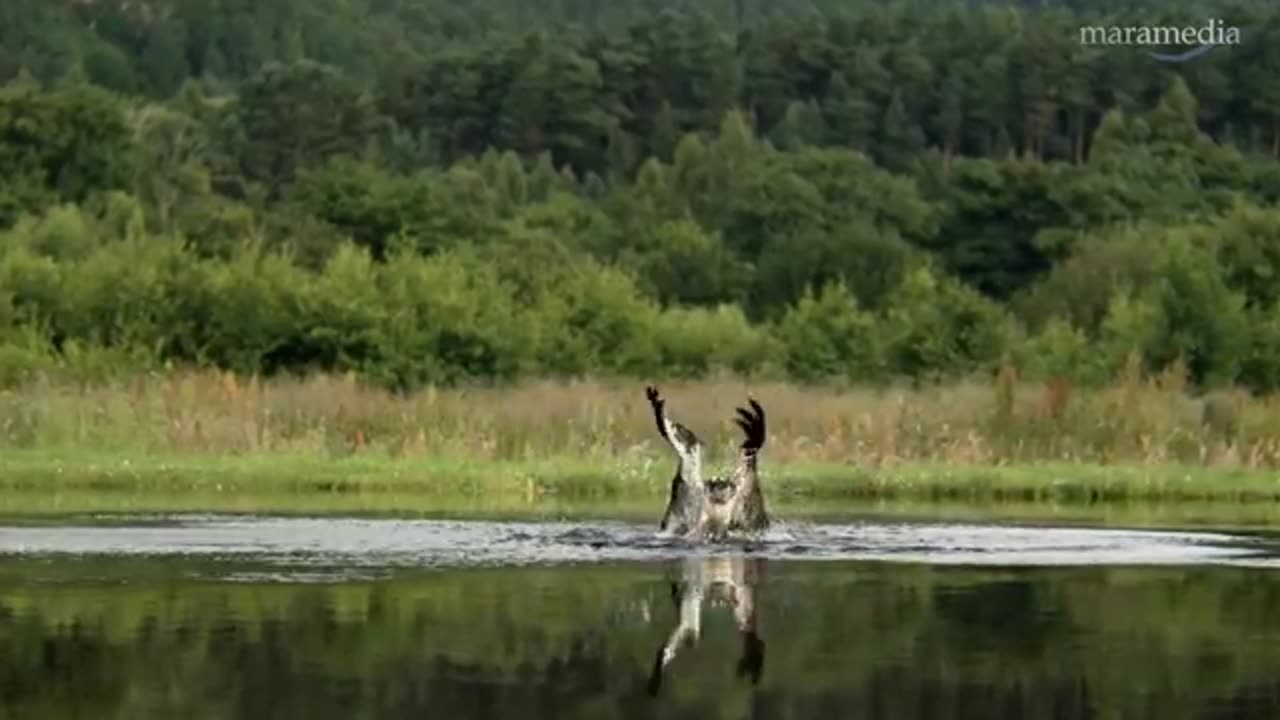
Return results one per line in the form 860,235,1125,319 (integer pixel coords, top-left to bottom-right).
3,0,1280,392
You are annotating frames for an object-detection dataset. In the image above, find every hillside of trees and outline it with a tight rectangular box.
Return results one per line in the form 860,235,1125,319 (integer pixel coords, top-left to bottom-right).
2,0,1280,391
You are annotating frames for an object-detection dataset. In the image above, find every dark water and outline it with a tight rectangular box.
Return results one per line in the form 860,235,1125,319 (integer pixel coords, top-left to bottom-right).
2,516,1280,719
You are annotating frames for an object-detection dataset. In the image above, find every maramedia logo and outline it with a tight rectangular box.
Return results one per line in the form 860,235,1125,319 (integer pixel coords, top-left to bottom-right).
1079,18,1241,62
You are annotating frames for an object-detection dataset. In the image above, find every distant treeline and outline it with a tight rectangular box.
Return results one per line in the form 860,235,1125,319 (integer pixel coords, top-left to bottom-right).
1,0,1280,391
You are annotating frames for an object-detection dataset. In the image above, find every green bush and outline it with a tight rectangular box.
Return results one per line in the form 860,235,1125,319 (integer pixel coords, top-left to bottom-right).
880,267,1015,380
773,281,882,382
1013,317,1101,385
654,304,780,378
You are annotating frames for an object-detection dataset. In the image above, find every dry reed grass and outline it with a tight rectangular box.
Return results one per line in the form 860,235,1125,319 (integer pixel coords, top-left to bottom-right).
3,359,1279,473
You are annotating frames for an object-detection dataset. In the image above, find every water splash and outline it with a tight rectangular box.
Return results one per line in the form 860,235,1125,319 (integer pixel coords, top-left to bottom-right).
0,515,1273,575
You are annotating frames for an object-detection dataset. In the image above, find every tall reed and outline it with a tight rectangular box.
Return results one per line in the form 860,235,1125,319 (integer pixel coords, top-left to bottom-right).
3,366,1279,471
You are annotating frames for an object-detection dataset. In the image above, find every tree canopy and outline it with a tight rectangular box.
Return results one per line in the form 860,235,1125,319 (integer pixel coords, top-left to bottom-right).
1,0,1279,391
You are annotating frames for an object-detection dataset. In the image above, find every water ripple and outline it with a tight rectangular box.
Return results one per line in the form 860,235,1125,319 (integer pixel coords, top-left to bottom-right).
0,515,1274,573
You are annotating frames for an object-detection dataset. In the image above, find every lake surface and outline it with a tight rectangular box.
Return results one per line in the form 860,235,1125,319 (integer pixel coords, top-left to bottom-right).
2,515,1280,719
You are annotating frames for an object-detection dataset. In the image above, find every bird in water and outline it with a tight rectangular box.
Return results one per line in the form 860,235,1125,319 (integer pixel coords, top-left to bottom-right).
644,385,769,541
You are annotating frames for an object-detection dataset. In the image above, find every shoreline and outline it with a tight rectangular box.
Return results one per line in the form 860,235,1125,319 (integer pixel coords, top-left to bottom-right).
3,449,1279,514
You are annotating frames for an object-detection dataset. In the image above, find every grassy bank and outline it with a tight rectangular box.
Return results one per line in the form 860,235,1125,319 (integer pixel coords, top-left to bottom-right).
1,369,1279,513
12,480,1280,532
2,448,1280,503
4,453,1280,531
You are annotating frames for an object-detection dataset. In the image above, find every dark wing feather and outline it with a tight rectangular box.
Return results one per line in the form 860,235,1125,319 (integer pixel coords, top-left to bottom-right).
734,398,766,452
646,386,669,441
728,397,769,532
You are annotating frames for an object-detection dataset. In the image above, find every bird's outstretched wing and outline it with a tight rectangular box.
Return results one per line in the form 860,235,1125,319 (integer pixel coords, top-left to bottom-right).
728,398,769,532
646,386,704,532
732,398,765,472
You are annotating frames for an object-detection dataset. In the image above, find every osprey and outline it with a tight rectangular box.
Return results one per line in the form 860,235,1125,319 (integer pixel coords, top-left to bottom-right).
644,386,769,540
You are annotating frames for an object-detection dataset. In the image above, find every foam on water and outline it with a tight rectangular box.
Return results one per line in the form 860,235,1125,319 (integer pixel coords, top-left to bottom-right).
0,515,1274,571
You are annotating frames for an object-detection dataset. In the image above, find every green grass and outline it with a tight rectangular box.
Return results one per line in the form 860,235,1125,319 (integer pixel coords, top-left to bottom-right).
4,448,1280,501
3,448,1280,530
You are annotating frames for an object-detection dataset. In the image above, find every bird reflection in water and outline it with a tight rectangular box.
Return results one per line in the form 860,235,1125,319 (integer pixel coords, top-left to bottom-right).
646,554,765,697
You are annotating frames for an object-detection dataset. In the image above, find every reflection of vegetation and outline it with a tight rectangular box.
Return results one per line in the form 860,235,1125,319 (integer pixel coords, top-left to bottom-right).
2,559,1280,718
